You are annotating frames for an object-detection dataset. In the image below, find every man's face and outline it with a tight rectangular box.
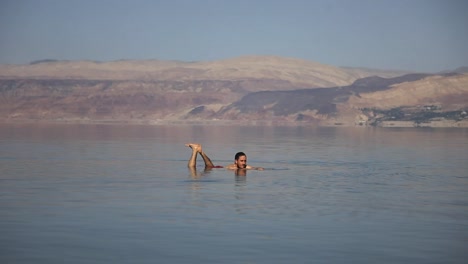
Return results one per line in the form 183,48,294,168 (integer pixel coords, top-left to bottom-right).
236,155,247,169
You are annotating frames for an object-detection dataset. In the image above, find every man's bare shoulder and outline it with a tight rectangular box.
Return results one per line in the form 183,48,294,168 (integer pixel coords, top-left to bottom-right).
224,164,264,170
225,164,237,170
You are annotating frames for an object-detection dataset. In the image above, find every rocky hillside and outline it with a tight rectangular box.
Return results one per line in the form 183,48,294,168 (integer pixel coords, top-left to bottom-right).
0,55,406,88
1,56,466,127
214,73,468,127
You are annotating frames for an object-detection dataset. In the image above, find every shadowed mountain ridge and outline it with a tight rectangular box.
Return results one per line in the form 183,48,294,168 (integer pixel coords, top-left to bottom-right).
1,56,466,127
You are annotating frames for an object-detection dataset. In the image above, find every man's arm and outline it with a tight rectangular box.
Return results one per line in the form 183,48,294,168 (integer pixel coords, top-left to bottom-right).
246,165,264,170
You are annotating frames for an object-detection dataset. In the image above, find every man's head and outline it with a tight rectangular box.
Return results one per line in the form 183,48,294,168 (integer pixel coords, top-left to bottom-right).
234,152,247,169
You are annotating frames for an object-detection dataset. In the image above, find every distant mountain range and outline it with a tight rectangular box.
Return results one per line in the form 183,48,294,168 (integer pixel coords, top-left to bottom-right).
0,56,467,127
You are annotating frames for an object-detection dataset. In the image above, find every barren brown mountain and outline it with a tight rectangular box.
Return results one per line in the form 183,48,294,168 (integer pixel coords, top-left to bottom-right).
0,55,406,88
219,73,468,127
1,56,466,127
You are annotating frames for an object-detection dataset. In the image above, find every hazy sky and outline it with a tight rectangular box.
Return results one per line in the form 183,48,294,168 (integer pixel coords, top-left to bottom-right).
0,0,467,72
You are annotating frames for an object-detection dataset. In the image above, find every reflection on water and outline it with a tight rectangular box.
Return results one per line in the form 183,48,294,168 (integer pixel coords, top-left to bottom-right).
0,124,467,263
235,169,247,187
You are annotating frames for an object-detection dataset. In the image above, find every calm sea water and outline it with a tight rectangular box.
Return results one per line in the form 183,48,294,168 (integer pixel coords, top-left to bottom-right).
0,123,467,264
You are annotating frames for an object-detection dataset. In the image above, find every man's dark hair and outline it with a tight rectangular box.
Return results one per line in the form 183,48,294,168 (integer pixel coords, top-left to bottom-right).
235,152,246,161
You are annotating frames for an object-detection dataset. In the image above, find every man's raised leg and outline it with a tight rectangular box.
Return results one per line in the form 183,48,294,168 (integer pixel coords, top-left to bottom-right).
185,143,200,168
185,143,215,168
199,145,215,168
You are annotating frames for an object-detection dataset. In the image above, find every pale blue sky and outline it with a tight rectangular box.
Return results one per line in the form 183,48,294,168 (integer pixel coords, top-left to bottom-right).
0,0,467,72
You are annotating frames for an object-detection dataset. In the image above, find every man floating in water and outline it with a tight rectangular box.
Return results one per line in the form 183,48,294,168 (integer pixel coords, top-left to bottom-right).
185,143,264,171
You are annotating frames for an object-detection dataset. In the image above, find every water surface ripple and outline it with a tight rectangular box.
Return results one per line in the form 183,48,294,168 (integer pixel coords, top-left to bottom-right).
1,124,467,263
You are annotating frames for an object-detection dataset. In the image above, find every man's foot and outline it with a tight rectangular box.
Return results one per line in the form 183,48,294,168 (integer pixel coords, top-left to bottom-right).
185,143,202,153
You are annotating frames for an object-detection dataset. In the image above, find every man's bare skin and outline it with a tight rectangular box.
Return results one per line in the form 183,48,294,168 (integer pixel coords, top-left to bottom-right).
185,143,215,168
185,143,263,170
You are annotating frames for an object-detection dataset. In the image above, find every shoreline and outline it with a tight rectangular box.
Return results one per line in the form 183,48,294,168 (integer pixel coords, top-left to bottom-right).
1,118,467,128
